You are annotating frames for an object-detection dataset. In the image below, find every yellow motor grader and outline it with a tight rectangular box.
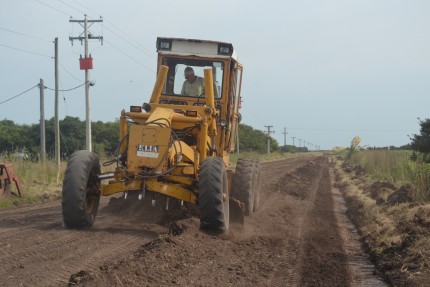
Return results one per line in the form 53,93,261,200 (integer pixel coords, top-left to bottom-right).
62,37,261,233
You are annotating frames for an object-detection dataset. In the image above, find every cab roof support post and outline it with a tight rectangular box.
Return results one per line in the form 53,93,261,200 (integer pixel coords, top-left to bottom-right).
150,65,169,104
203,67,217,136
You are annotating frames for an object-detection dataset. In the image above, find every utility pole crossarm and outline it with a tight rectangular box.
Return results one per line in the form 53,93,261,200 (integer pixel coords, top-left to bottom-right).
69,19,103,23
69,35,103,41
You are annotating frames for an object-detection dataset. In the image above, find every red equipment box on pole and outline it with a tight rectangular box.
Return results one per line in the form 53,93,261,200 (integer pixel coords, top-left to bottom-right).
79,57,93,70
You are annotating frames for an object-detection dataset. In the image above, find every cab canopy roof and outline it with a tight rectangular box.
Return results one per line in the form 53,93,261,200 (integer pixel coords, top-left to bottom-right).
156,37,238,61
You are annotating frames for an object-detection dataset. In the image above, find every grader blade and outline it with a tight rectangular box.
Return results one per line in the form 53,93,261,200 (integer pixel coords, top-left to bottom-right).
0,163,23,198
229,198,244,226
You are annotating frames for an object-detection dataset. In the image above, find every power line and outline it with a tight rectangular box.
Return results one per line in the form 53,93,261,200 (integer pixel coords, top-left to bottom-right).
45,82,87,92
59,73,70,117
103,19,154,58
0,82,86,106
68,0,98,17
0,84,39,105
0,26,51,42
35,0,155,80
34,0,71,17
0,43,52,58
105,40,155,72
56,0,85,15
102,25,155,60
38,0,155,71
59,62,84,82
68,0,155,59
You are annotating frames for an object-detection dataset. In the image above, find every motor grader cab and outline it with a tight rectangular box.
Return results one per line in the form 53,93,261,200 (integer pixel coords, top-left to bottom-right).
62,37,261,233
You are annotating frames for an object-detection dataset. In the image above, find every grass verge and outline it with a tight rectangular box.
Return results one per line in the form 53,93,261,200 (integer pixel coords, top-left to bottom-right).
0,159,66,208
348,150,430,202
333,156,430,286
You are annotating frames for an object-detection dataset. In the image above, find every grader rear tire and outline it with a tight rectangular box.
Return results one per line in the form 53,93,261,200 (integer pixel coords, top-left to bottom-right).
62,150,101,228
199,157,229,233
252,160,261,211
232,159,254,215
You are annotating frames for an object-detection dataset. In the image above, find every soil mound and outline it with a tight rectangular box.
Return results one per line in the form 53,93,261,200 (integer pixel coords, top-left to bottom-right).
367,181,396,204
386,185,413,205
276,157,326,199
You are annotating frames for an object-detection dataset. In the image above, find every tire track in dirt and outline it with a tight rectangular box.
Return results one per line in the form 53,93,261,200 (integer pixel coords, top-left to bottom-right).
255,158,315,286
297,160,350,286
247,156,349,286
232,156,327,286
278,159,325,286
0,200,166,287
329,166,387,287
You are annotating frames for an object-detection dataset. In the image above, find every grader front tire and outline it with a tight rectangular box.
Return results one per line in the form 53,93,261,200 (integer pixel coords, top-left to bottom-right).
199,157,229,233
62,151,101,228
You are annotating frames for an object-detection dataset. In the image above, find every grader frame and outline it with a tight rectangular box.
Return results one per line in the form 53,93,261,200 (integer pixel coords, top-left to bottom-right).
62,38,260,233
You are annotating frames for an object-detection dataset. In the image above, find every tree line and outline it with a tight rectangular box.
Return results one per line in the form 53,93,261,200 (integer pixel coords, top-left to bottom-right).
0,117,118,159
410,118,430,162
0,118,279,159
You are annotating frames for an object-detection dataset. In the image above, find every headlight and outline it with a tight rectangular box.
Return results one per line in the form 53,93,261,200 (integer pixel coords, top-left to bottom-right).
218,43,233,55
157,39,172,51
142,103,151,112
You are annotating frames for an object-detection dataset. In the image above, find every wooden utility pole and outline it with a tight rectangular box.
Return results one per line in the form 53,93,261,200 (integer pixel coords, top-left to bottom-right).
39,79,46,162
264,125,274,154
54,37,60,168
69,15,103,152
292,136,296,146
282,127,287,149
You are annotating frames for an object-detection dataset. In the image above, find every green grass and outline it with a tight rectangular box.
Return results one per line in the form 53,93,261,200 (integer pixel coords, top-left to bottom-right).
1,151,314,208
1,159,66,208
348,150,430,202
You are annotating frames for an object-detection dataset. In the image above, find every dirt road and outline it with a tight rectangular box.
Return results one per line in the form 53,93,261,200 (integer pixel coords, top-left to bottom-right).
0,156,386,286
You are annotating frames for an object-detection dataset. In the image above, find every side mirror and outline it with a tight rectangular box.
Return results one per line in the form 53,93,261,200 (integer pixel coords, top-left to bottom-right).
238,113,242,123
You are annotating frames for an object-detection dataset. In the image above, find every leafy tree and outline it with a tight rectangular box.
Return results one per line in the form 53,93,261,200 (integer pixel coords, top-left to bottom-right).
410,118,430,162
92,120,119,156
0,119,278,159
0,119,33,152
59,117,86,157
282,145,308,153
238,123,278,153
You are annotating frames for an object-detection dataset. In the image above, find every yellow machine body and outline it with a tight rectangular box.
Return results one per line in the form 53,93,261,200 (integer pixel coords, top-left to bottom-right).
100,37,244,207
126,108,173,173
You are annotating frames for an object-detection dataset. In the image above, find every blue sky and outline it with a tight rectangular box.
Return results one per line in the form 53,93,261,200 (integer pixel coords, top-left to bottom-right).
1,0,429,150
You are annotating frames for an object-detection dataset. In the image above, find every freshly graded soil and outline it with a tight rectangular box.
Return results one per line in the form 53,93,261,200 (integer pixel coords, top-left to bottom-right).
0,156,389,286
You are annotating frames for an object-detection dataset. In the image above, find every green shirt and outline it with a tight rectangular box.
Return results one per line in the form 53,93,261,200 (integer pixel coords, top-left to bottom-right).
181,77,205,97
